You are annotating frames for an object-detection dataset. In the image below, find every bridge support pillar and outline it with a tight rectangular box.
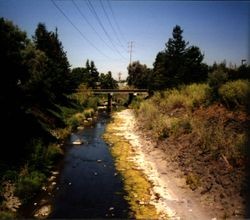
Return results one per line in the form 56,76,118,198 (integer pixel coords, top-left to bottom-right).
107,93,113,112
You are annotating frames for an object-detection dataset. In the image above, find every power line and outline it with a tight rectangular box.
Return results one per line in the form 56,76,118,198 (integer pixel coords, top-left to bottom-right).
86,0,127,60
106,0,127,43
51,0,109,58
71,0,116,53
100,0,126,51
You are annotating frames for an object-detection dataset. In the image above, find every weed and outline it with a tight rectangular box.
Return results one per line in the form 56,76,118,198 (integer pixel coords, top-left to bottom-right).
218,79,250,108
15,171,46,204
186,172,201,190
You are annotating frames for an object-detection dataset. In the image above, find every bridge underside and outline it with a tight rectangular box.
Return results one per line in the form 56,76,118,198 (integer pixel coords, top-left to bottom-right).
90,89,149,111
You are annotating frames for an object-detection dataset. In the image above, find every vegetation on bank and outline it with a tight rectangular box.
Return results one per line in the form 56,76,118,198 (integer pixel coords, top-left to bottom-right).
135,78,249,163
104,116,160,219
0,17,118,218
130,78,249,218
127,24,249,171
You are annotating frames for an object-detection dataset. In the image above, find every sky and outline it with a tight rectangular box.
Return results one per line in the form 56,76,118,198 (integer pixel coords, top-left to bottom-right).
0,0,249,80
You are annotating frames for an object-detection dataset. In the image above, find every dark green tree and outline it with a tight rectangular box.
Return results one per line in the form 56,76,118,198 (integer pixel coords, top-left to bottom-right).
0,18,52,164
33,23,71,102
153,25,207,89
85,60,99,88
127,61,152,89
99,71,118,89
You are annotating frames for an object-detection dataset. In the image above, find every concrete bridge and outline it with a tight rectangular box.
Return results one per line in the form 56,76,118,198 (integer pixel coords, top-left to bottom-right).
91,89,149,111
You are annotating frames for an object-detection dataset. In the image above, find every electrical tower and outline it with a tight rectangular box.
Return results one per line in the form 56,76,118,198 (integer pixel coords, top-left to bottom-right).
128,41,133,65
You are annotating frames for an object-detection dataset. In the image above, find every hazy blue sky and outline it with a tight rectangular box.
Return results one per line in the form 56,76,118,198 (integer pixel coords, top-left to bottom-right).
0,0,249,79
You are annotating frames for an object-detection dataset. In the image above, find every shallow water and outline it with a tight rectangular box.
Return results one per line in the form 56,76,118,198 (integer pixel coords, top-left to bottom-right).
48,112,130,218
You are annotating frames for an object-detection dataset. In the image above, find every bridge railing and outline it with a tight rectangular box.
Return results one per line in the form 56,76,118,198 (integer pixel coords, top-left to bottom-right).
91,89,149,94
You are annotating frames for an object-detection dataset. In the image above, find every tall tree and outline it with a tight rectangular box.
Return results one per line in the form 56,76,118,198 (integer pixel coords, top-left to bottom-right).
127,61,152,89
33,23,71,102
0,18,51,163
153,25,207,89
85,60,99,88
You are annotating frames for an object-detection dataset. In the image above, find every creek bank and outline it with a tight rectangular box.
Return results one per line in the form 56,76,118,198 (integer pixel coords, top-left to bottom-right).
136,103,250,219
104,109,212,219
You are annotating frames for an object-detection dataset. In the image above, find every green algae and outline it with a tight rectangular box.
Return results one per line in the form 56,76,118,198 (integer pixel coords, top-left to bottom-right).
103,114,160,219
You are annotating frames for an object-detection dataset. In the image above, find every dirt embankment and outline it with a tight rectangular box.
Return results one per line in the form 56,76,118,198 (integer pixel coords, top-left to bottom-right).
111,106,250,219
133,103,250,219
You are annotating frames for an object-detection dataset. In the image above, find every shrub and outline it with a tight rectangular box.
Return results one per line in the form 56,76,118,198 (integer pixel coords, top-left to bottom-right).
130,96,144,110
208,69,228,88
138,101,158,130
1,170,18,182
157,84,211,111
186,172,201,190
50,127,71,140
191,118,247,162
29,139,46,171
182,83,212,108
151,115,170,139
84,108,94,118
165,90,187,110
67,113,85,129
15,171,46,203
86,97,98,110
0,211,15,220
170,117,192,136
218,79,250,108
208,69,228,99
46,144,63,165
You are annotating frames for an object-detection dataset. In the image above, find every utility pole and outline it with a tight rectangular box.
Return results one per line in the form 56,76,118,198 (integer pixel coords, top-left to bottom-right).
118,72,122,82
128,41,133,66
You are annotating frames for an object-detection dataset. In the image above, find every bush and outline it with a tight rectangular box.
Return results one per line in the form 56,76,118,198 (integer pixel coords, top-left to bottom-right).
84,108,94,118
208,69,228,99
218,79,250,108
182,83,211,108
170,117,192,136
15,171,46,203
163,89,187,110
0,211,15,220
208,69,228,88
137,101,159,130
191,118,247,162
46,144,63,165
151,115,170,139
157,84,211,111
1,170,18,182
29,139,46,171
67,112,85,129
86,97,98,110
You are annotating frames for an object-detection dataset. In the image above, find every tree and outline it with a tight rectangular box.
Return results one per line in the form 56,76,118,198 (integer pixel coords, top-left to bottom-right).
33,23,71,102
85,60,99,88
70,67,88,89
99,71,118,89
127,61,152,89
153,25,207,89
0,18,52,164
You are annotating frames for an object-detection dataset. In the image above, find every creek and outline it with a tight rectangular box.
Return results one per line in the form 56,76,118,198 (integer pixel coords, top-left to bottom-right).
50,111,130,218
21,111,130,218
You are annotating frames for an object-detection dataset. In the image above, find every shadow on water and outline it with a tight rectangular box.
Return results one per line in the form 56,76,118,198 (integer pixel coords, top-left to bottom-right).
48,111,130,219
17,111,130,219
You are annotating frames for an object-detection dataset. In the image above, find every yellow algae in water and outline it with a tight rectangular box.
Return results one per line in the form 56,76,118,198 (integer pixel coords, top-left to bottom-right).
104,113,159,219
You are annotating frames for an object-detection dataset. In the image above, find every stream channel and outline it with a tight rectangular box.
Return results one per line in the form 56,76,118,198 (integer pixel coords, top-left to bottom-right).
23,111,130,218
